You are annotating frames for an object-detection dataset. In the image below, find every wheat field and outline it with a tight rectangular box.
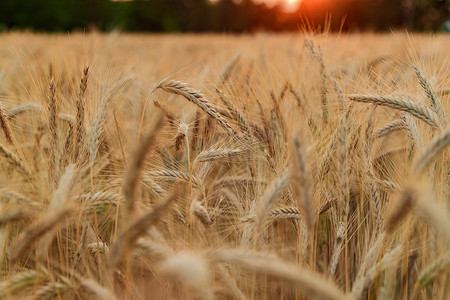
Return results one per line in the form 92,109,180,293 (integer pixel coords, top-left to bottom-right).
0,32,449,299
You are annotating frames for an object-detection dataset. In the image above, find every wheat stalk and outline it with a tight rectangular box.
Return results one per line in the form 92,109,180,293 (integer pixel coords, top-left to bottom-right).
175,122,188,150
88,89,111,164
414,66,446,125
75,67,89,157
384,188,414,233
154,79,232,133
81,279,118,300
135,237,173,259
10,206,73,261
195,148,245,162
108,192,176,267
305,39,328,124
349,94,439,129
241,206,301,222
216,88,250,133
159,252,214,300
0,188,36,206
148,169,202,187
329,221,345,277
75,191,124,214
219,51,241,85
0,269,49,297
35,282,69,300
213,176,266,189
350,246,403,300
255,169,289,233
0,105,14,145
122,114,163,215
414,126,450,173
6,103,42,119
293,135,314,229
141,175,165,197
0,209,32,226
190,199,212,226
213,249,348,300
0,144,31,177
269,206,300,220
376,119,405,138
417,252,450,288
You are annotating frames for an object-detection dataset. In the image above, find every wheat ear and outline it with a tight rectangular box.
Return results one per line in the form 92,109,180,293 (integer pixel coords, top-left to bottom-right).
329,221,345,277
241,206,301,222
414,126,450,173
10,206,72,261
190,199,212,225
35,282,69,300
350,246,403,300
73,66,88,160
255,169,289,234
305,40,328,123
414,66,446,125
6,103,42,119
0,105,14,145
293,136,314,229
213,249,348,300
108,192,176,267
216,88,250,133
349,94,439,129
148,169,202,187
0,144,31,177
88,89,111,164
195,148,244,162
81,279,118,300
218,51,241,85
384,188,414,233
0,269,49,297
376,119,405,138
154,79,232,133
417,252,450,288
159,252,214,300
123,114,163,215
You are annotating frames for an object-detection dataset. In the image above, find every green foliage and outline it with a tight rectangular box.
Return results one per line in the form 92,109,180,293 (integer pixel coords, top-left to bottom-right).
0,0,447,32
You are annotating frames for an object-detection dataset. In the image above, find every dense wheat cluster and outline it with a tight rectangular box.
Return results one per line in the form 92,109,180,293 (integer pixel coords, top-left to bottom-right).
0,32,449,299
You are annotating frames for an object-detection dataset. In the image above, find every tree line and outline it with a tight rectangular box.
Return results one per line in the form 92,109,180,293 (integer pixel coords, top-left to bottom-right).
0,0,448,32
